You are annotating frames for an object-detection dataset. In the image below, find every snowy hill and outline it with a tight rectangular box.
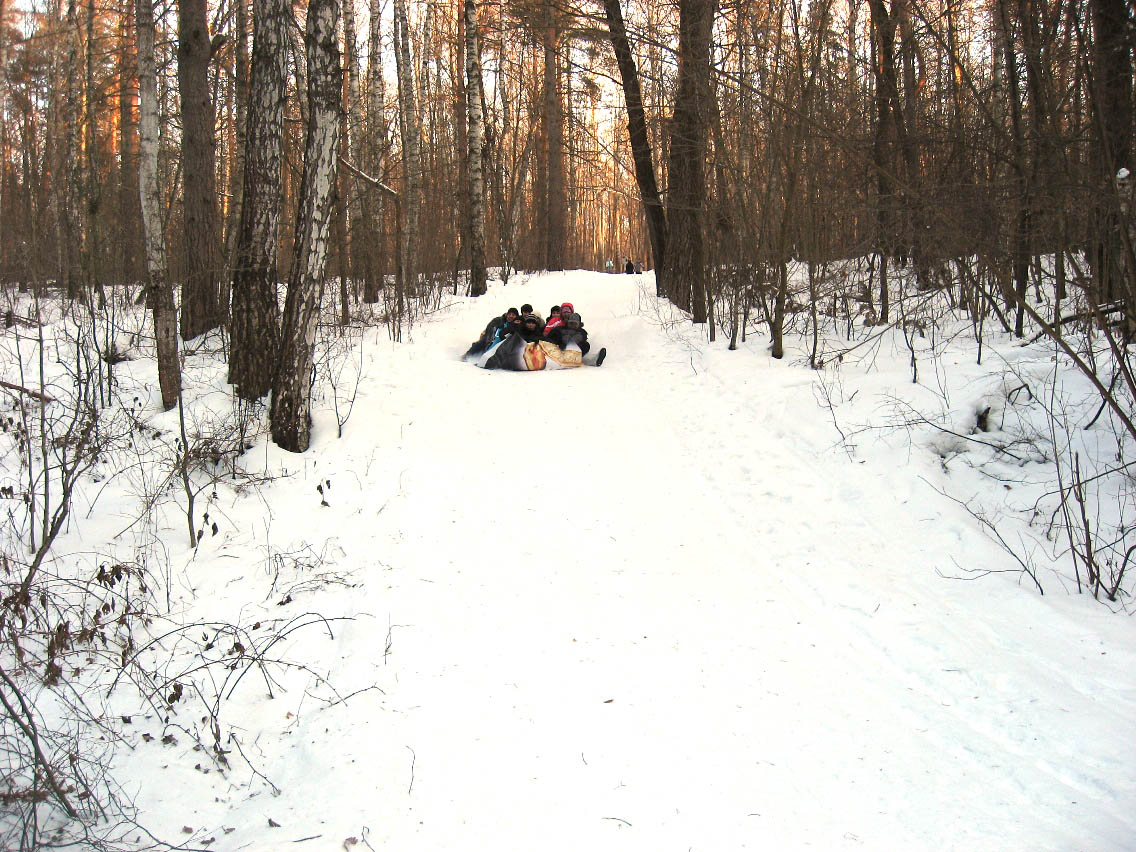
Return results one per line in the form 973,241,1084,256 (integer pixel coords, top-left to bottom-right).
5,270,1135,851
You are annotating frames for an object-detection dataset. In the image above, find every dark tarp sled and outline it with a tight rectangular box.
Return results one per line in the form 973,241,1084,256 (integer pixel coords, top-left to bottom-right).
474,334,602,370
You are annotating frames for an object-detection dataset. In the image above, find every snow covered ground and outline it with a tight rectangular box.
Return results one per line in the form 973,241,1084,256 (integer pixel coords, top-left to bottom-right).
8,269,1136,851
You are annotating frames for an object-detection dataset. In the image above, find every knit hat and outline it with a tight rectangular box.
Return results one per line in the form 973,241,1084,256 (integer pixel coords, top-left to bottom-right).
561,302,574,314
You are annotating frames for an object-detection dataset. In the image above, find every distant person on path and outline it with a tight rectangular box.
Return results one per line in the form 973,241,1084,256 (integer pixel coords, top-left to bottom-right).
624,258,635,274
605,258,614,274
634,260,643,274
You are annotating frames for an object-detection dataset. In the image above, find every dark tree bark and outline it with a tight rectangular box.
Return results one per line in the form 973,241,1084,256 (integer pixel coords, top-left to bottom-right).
603,0,666,296
1090,0,1133,306
869,0,899,324
662,0,716,323
270,0,341,452
221,0,249,321
177,0,221,339
543,4,566,271
229,0,290,400
996,0,1030,337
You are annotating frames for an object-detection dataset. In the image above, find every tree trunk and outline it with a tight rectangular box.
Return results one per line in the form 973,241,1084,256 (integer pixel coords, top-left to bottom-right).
662,0,716,323
229,0,290,400
543,3,565,271
63,0,81,298
996,0,1030,337
393,0,421,297
603,0,666,295
464,0,487,297
362,0,386,304
270,0,341,453
1090,0,1133,307
178,0,221,338
136,0,180,410
222,0,249,321
869,0,898,324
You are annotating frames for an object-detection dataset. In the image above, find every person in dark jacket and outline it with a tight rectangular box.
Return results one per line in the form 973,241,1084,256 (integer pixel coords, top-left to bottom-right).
464,307,519,358
545,312,590,355
517,312,545,342
624,258,635,274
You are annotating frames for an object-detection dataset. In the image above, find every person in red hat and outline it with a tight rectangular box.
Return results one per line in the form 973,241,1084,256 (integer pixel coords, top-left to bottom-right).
543,301,574,335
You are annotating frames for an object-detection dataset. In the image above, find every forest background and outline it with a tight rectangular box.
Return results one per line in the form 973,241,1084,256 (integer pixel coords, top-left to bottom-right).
0,0,1134,847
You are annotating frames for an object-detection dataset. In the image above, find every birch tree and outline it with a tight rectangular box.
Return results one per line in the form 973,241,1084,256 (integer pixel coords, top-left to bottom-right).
229,0,290,400
393,0,422,298
136,0,180,409
464,0,487,296
361,0,388,304
269,0,341,452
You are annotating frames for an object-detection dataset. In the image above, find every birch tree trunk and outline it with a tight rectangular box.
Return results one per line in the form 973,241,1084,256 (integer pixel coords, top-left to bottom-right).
362,0,387,304
393,0,421,298
269,0,341,453
338,0,360,316
229,0,290,400
464,0,487,297
136,0,181,410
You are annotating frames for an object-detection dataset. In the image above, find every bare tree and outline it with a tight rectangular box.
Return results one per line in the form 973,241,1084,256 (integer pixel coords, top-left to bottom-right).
603,0,666,294
270,0,341,453
137,0,180,410
177,0,222,339
229,0,290,400
1089,0,1133,310
663,0,717,323
393,0,422,301
465,0,488,296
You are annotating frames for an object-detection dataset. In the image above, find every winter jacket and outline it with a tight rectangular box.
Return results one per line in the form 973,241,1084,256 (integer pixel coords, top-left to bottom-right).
517,318,545,342
481,314,517,346
543,302,575,335
545,324,590,355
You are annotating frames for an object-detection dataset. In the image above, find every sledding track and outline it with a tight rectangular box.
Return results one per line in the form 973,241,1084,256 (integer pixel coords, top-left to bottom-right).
178,271,1135,852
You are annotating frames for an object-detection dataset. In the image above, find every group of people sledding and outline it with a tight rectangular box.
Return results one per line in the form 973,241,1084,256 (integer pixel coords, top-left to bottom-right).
464,302,607,371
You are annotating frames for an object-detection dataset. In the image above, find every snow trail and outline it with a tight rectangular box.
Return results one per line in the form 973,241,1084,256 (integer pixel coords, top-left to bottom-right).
145,271,1136,851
